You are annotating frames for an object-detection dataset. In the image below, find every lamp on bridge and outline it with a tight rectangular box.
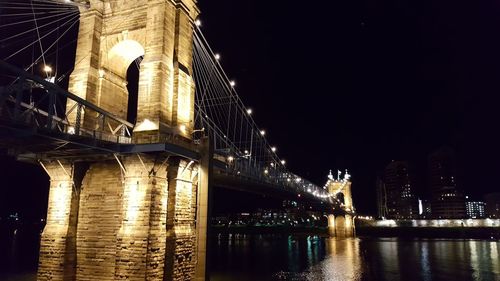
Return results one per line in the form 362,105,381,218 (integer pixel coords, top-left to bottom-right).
43,65,55,83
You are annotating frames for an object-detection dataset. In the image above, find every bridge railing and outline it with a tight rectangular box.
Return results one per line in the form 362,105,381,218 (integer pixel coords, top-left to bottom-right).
0,60,133,144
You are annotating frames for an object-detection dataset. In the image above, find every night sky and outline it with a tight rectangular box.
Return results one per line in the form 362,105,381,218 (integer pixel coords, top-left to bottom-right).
197,0,500,212
1,0,500,218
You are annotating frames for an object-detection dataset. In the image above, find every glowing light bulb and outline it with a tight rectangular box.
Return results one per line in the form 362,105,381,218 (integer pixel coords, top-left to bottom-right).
246,108,252,115
215,53,221,60
260,130,266,136
230,80,236,87
271,146,277,152
281,160,286,165
195,19,202,26
43,65,52,73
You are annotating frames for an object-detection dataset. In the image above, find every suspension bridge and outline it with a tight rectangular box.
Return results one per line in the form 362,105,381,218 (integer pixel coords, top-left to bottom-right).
0,1,355,280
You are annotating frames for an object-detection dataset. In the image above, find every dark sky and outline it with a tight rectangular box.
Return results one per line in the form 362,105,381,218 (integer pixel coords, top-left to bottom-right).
2,0,500,217
196,0,500,212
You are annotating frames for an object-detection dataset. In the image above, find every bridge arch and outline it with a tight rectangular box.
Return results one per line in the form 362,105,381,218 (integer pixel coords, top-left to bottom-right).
336,192,345,204
92,38,146,123
103,39,145,78
100,39,145,124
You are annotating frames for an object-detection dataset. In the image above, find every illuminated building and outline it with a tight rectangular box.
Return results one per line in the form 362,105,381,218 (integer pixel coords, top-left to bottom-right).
382,161,419,219
428,147,466,219
465,198,486,219
484,192,500,219
376,176,387,219
419,199,432,218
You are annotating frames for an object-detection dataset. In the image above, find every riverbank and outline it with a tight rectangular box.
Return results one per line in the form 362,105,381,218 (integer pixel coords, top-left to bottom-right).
211,225,328,235
356,219,500,239
356,226,500,239
211,220,500,239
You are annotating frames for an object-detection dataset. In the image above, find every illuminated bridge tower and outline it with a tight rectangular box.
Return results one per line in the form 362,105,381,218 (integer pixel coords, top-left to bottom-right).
326,170,356,237
37,1,210,281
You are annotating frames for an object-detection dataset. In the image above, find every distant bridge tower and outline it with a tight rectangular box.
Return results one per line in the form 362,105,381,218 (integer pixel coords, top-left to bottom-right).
326,170,356,237
37,1,209,281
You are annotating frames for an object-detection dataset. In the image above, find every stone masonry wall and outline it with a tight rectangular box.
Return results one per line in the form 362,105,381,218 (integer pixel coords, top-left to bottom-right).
76,162,124,280
115,156,169,280
164,158,198,281
38,162,78,281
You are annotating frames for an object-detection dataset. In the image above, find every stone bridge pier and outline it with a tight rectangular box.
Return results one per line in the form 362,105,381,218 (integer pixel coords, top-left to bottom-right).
37,0,210,280
327,214,355,237
38,138,210,281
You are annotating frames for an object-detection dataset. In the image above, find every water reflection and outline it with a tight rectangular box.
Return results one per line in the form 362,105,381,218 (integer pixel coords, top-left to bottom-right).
305,238,362,280
210,235,500,281
0,227,499,281
468,240,500,281
419,242,431,281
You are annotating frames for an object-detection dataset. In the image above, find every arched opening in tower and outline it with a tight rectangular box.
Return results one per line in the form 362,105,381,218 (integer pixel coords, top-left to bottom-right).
337,192,345,204
126,56,143,124
103,39,145,124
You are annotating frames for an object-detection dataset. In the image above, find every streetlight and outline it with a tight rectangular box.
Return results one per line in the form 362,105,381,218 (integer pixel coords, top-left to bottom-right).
43,65,55,83
179,124,187,133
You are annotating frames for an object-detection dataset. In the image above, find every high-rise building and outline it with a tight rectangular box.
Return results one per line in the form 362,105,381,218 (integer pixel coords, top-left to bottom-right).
419,199,432,218
428,147,466,219
382,161,419,219
484,192,500,219
465,197,486,219
376,177,387,219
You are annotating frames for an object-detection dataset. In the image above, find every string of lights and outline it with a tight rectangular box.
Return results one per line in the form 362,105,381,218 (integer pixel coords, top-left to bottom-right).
193,25,331,200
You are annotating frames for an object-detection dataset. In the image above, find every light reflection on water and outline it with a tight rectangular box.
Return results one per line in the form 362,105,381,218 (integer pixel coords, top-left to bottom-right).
210,234,500,281
1,227,499,281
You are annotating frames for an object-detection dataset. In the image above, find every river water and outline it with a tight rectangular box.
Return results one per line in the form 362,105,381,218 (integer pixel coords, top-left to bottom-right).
1,227,499,281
